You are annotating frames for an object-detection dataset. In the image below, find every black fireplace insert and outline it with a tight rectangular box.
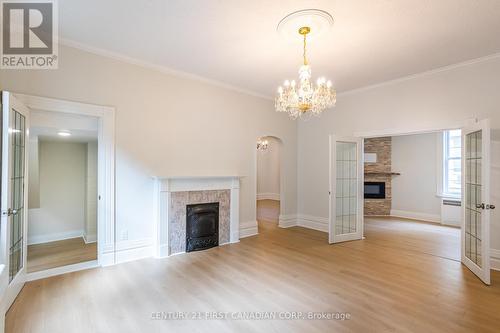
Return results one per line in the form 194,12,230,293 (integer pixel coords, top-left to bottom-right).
364,182,386,199
186,202,219,252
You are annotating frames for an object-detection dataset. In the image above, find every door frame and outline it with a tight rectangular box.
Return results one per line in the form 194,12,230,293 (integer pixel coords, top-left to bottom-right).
254,135,287,229
329,119,476,245
14,94,116,273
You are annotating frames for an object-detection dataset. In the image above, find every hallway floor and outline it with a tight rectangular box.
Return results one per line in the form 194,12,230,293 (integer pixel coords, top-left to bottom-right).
27,237,97,273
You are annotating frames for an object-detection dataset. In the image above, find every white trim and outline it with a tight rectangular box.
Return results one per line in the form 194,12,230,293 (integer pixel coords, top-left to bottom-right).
297,215,328,232
101,238,153,265
26,260,98,282
354,120,473,139
240,221,258,238
60,38,272,101
390,209,441,224
278,214,297,228
338,52,500,97
491,249,500,271
155,176,241,257
28,230,83,245
83,233,97,244
254,135,286,230
14,94,116,268
256,193,280,201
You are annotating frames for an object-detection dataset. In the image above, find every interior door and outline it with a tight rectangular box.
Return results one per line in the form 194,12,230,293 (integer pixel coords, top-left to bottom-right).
462,119,492,285
0,91,30,312
329,136,364,244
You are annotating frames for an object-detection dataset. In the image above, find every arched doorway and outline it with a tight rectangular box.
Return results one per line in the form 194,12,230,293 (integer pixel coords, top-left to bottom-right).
255,136,283,230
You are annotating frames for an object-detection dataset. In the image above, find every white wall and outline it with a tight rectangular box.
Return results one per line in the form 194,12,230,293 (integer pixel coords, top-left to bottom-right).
28,141,87,244
1,44,297,249
391,133,442,221
28,137,40,209
297,55,500,250
257,137,280,200
84,142,98,243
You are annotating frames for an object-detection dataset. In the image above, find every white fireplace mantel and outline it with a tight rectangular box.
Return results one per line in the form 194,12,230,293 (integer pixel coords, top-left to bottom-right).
154,176,241,258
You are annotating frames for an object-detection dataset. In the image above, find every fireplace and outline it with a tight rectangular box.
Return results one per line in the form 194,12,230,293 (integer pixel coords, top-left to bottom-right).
186,202,219,252
364,182,386,199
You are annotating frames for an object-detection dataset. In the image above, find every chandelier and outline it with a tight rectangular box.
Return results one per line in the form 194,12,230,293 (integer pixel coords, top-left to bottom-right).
256,138,269,151
275,15,336,119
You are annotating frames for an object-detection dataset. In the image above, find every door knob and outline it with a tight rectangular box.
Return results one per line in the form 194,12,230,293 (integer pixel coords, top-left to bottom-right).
487,204,496,210
476,203,485,209
2,208,17,216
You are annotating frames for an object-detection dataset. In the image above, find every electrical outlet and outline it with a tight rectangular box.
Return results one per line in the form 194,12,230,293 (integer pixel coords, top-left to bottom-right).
120,230,128,241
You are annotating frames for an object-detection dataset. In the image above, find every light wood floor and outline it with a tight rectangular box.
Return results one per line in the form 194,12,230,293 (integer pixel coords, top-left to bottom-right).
256,199,280,223
27,237,97,273
7,215,500,332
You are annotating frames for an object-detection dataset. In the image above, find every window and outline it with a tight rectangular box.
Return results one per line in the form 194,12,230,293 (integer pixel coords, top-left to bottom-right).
443,129,462,198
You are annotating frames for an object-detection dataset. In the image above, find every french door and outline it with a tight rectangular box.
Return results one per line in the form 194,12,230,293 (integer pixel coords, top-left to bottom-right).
462,119,492,285
0,91,29,311
329,136,364,243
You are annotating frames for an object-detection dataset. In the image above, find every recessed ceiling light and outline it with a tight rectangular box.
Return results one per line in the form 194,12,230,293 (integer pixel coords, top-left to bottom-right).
58,131,71,137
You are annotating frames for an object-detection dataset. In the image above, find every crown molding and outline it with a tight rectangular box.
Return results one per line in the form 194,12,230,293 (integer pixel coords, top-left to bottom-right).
59,38,273,101
60,38,500,102
338,52,500,97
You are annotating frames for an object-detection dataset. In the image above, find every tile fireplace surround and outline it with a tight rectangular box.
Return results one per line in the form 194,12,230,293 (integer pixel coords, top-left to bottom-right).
155,177,240,257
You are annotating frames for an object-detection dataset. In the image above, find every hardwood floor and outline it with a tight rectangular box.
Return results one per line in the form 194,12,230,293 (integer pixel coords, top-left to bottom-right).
27,237,97,273
256,199,280,223
7,217,500,332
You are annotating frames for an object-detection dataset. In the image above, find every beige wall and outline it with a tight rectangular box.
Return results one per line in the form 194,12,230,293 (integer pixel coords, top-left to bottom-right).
1,44,297,244
257,136,281,199
28,141,87,244
85,141,98,243
297,55,500,249
391,133,442,217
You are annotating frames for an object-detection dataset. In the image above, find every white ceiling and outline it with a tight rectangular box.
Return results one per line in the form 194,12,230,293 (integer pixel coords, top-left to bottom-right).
30,109,98,143
31,127,97,143
60,0,500,96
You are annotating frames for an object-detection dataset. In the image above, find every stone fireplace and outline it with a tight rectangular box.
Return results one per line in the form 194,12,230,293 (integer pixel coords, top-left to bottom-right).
364,137,393,215
155,177,240,257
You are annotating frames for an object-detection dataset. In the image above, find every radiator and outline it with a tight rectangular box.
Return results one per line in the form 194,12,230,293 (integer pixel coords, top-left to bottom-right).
441,199,461,227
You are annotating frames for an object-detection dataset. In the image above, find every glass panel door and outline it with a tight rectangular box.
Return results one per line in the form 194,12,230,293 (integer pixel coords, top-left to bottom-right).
329,136,364,244
335,142,358,236
1,91,29,311
462,120,491,285
9,109,26,281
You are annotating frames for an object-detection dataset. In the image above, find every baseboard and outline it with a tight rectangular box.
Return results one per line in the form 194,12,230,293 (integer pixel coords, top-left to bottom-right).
28,230,83,245
26,260,99,281
278,214,297,228
390,209,441,224
240,221,258,238
257,193,280,201
491,249,500,271
102,238,154,265
83,233,97,244
297,215,329,233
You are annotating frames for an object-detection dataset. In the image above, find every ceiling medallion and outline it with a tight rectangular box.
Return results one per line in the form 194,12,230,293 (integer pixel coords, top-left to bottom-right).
275,9,336,120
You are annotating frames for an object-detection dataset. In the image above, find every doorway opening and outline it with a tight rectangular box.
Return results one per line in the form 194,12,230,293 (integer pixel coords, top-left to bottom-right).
362,131,462,262
27,110,99,272
256,136,282,232
334,119,494,285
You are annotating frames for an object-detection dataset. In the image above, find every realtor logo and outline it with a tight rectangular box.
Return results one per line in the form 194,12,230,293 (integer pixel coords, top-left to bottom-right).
1,0,58,69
